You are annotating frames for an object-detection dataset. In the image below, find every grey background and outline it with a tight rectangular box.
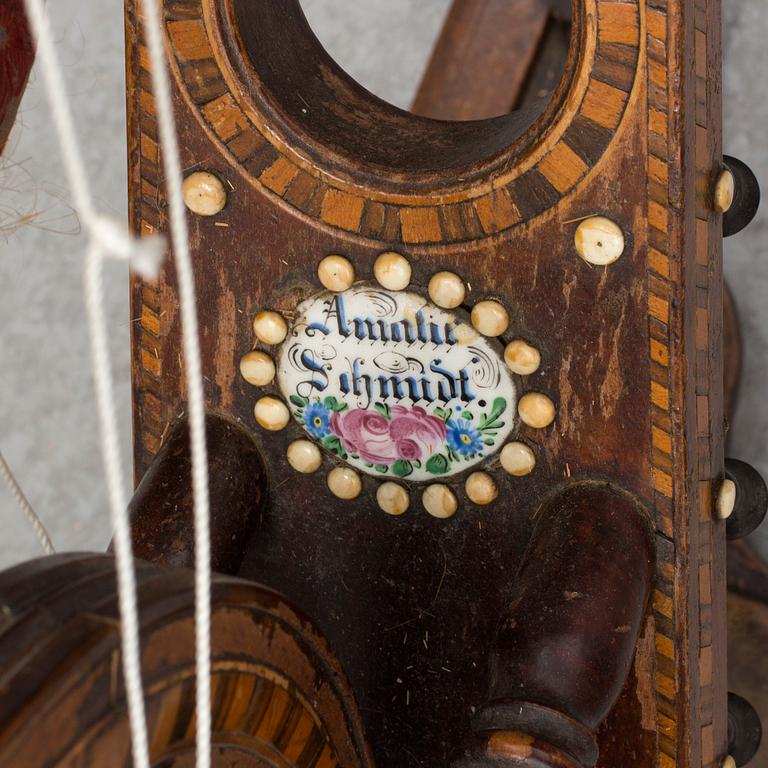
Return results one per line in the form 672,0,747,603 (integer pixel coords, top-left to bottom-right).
0,1,765,568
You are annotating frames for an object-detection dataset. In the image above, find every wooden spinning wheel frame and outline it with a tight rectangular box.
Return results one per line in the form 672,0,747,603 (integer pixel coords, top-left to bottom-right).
1,1,766,767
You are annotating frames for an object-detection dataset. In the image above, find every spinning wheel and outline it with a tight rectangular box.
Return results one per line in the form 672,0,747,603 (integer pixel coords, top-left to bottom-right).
1,0,766,767
0,553,371,767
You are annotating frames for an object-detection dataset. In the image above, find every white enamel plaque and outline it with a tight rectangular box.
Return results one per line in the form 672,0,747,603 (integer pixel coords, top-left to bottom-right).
277,287,517,481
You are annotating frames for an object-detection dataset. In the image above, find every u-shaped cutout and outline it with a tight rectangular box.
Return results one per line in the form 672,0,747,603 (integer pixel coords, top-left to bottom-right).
164,0,642,244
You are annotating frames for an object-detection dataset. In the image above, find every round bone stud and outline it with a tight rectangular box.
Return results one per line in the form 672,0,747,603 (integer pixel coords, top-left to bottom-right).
287,440,322,474
471,300,509,337
428,271,466,309
327,467,362,500
721,758,736,768
182,171,227,216
714,168,735,214
318,255,355,292
465,472,498,506
374,252,412,291
423,484,458,519
575,216,625,266
239,351,275,387
500,442,537,476
518,393,556,429
716,477,737,520
254,396,290,431
505,340,541,376
377,482,410,516
252,311,288,345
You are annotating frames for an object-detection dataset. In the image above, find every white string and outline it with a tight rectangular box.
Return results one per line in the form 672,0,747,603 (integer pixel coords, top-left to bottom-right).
136,2,212,766
20,0,211,765
0,450,55,555
21,2,159,767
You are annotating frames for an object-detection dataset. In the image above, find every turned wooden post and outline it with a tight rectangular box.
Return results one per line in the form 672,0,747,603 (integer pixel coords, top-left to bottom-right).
127,414,267,573
456,483,654,767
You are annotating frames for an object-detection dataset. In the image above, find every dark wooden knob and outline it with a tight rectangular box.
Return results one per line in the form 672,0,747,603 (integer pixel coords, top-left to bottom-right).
126,413,268,573
723,155,761,237
725,459,768,540
457,482,654,768
728,692,762,766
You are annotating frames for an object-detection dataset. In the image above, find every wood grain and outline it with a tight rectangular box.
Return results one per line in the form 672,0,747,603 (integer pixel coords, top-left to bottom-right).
122,0,730,765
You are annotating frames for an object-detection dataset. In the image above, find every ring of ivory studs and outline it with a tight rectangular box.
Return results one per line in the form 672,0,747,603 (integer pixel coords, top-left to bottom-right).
240,252,559,518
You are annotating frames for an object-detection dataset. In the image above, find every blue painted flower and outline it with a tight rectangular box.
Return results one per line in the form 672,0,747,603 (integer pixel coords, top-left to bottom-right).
303,401,332,438
446,419,483,457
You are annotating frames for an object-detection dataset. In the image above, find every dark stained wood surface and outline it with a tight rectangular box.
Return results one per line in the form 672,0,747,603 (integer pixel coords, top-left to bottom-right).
0,0,34,154
0,554,373,767
124,0,730,765
128,413,268,574
411,0,552,121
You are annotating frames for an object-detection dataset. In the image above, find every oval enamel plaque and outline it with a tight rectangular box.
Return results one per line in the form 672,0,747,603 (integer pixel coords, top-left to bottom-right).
277,287,517,481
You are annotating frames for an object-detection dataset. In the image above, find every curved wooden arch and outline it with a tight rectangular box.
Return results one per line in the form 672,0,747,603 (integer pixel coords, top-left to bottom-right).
160,0,641,245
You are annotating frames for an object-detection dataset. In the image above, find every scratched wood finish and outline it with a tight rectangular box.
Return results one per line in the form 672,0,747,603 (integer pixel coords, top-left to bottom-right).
0,554,372,767
0,0,34,154
411,0,553,121
124,0,728,765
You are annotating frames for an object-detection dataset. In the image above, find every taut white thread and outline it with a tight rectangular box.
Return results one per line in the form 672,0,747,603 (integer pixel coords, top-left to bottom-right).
138,2,212,767
21,0,211,764
0,450,55,555
21,1,154,767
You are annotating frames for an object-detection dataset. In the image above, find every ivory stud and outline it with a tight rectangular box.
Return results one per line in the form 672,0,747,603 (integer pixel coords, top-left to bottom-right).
716,478,737,520
377,482,410,516
471,300,509,337
518,392,556,429
287,440,322,474
423,484,458,519
374,252,412,291
575,216,625,266
465,472,498,505
239,350,275,387
721,758,736,768
428,271,466,309
505,340,541,376
318,255,355,292
253,311,288,345
500,442,537,476
714,169,735,214
182,171,227,216
327,467,362,500
254,396,290,431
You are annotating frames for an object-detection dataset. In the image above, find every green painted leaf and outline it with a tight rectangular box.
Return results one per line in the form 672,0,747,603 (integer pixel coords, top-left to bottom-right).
461,411,474,420
322,435,347,459
433,407,452,423
479,397,507,432
324,396,349,412
375,464,389,474
374,402,391,419
290,395,309,408
391,460,413,478
483,438,495,446
426,453,450,475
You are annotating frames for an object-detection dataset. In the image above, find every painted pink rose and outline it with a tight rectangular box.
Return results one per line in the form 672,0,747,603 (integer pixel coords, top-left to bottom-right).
388,406,447,462
331,405,449,466
331,409,399,465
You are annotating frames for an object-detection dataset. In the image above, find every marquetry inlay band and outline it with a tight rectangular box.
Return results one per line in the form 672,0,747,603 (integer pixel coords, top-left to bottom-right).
163,0,642,245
